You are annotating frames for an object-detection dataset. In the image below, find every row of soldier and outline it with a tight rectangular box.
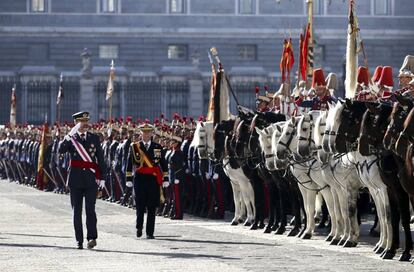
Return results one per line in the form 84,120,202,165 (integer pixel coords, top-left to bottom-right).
1,54,414,247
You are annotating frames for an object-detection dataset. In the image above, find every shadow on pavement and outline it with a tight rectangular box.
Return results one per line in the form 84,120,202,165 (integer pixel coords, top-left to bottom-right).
155,237,274,246
2,232,72,239
0,242,240,260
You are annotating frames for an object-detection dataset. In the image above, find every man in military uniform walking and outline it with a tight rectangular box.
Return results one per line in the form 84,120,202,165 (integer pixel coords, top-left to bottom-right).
126,122,164,239
59,111,107,249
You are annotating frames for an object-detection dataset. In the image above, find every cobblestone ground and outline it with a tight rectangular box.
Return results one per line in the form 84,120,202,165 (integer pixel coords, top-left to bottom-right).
0,180,413,272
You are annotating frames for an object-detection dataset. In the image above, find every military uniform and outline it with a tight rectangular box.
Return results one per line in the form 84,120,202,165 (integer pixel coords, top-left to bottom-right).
58,111,107,249
126,124,164,238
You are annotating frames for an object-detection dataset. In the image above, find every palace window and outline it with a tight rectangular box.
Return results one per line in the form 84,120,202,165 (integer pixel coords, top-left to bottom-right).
30,0,47,12
374,0,389,15
100,0,118,13
239,0,254,14
99,45,119,59
312,0,323,15
238,44,257,61
170,0,184,14
168,45,188,60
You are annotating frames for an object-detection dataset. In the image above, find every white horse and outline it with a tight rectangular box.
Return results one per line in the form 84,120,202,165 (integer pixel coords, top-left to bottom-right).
296,110,341,242
323,100,393,253
275,116,322,239
192,120,256,226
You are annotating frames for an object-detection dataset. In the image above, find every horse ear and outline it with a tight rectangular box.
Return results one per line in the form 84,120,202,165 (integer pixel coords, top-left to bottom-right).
345,98,352,108
255,127,263,136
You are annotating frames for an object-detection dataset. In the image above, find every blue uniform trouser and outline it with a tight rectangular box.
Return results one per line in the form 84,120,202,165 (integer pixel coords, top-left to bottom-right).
70,186,98,243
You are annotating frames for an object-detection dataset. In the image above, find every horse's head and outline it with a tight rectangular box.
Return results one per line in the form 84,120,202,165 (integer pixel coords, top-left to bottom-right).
322,101,339,153
395,103,414,158
193,121,214,160
256,123,279,171
213,119,235,161
358,102,392,156
384,95,413,152
332,99,367,153
276,116,298,160
297,110,321,158
314,111,329,163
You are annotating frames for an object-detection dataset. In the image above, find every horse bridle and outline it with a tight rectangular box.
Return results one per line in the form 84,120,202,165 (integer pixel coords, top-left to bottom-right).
278,121,297,158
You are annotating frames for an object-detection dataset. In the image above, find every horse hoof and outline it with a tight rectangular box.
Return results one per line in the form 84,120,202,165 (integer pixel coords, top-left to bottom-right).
264,226,272,234
244,221,252,227
250,223,258,230
301,233,312,240
287,228,300,237
343,240,357,248
271,225,278,231
373,245,379,252
338,239,346,246
275,226,286,235
381,250,395,260
375,247,385,255
258,222,266,229
398,252,411,262
329,239,340,246
297,229,306,238
238,218,245,224
325,235,333,242
230,220,238,226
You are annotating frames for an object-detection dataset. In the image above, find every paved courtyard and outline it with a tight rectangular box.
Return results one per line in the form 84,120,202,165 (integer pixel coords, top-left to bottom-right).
0,180,412,272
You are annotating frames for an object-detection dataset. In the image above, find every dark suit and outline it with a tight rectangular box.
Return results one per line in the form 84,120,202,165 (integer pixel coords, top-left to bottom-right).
126,140,163,236
59,132,106,244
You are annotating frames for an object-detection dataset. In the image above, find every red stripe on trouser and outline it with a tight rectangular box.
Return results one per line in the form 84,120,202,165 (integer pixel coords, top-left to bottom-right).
215,178,224,216
264,183,270,218
174,183,182,217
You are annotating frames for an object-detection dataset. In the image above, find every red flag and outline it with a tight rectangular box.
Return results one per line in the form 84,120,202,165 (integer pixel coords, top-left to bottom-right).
298,33,304,81
286,38,295,74
280,39,288,82
36,122,49,190
302,23,311,81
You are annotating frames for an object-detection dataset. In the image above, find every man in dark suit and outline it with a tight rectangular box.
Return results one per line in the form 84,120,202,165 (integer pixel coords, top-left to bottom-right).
59,111,107,249
126,122,164,239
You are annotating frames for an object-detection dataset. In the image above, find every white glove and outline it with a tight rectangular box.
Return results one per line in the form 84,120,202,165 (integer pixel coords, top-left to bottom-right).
69,123,81,137
174,179,180,184
64,135,71,141
126,181,133,188
213,173,219,180
99,180,106,189
163,181,170,188
185,168,190,174
205,173,211,179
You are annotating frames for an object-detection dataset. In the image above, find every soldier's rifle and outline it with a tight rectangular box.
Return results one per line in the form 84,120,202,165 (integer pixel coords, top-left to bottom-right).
111,168,125,196
42,167,60,189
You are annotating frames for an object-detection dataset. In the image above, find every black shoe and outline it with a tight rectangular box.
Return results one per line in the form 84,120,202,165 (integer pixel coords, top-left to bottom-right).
87,239,97,249
77,242,83,250
136,229,142,238
146,235,155,239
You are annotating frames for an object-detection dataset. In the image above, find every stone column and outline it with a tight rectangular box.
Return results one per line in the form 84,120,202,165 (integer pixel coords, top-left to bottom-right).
79,48,97,121
79,78,97,122
188,77,203,117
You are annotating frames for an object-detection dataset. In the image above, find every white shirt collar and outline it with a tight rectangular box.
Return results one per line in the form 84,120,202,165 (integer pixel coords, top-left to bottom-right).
143,140,151,147
77,131,87,137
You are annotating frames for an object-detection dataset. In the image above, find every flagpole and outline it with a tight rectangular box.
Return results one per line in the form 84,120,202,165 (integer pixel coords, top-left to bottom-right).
56,74,62,125
306,0,314,88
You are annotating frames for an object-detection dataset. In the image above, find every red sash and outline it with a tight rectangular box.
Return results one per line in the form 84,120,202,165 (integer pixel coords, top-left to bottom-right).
70,160,102,180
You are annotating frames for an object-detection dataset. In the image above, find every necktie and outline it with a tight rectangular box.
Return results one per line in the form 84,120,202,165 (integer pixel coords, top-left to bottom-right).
145,143,149,150
81,133,86,142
